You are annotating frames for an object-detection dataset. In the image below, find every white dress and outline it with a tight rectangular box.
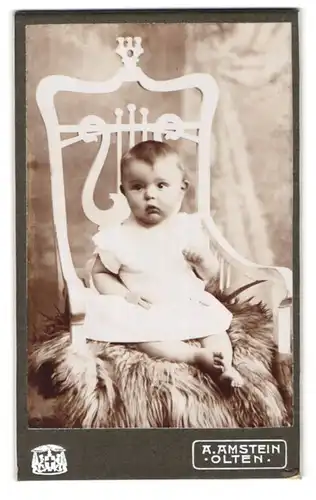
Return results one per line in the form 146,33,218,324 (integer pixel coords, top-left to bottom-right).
83,212,233,343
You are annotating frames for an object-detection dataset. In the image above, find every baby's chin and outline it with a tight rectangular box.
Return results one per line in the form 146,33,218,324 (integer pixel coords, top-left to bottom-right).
136,211,166,226
145,213,165,224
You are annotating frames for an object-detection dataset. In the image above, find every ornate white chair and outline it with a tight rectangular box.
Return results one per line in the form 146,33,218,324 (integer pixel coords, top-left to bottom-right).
36,36,292,356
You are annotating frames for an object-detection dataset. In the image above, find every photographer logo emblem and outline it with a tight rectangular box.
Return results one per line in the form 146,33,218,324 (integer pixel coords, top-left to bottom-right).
31,444,67,475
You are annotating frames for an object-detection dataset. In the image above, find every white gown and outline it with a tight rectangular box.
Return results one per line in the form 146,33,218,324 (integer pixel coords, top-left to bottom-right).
83,213,233,343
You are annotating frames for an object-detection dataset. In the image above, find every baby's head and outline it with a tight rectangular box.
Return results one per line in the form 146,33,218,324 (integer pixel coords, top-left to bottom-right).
120,140,189,226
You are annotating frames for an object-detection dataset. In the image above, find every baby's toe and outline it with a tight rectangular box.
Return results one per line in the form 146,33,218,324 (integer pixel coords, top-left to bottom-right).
214,361,224,370
231,379,240,388
231,374,244,388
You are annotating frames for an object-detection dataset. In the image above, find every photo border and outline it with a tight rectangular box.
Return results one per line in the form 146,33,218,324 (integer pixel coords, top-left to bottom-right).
15,8,300,480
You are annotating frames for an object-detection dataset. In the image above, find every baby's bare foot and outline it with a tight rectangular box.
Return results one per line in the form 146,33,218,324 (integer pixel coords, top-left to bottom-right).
195,350,244,389
195,349,224,376
213,352,225,373
220,366,244,388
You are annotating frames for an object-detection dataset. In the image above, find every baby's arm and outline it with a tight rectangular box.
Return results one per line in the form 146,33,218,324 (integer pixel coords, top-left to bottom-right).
92,255,128,296
92,255,151,309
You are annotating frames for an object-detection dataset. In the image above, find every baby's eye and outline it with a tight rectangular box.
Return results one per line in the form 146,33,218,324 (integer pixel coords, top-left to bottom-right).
131,184,143,191
157,182,169,189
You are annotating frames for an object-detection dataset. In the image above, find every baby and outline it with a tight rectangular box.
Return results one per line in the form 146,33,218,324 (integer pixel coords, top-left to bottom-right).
87,140,243,388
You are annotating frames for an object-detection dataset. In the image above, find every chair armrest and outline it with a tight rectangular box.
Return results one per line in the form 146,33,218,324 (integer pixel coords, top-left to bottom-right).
65,278,88,325
201,214,293,303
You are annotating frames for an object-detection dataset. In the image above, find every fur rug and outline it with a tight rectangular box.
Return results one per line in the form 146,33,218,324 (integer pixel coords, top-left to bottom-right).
28,281,292,428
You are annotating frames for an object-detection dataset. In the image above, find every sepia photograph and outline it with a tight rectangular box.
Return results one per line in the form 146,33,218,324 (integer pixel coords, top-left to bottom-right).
25,19,294,433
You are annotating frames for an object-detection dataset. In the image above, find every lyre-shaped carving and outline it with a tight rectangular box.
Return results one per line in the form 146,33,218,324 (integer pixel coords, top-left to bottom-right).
140,107,149,141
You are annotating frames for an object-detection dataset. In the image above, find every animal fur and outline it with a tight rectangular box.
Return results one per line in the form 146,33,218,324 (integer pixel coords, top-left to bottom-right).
28,280,292,428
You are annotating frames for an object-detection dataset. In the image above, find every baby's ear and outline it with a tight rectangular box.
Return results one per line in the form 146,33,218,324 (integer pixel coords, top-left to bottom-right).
181,179,189,191
120,184,125,195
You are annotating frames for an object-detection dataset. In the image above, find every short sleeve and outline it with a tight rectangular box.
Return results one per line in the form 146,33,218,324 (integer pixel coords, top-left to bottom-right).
184,213,210,251
92,226,122,274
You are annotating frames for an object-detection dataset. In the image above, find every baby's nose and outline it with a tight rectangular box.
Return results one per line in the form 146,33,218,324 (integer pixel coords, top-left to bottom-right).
144,187,156,200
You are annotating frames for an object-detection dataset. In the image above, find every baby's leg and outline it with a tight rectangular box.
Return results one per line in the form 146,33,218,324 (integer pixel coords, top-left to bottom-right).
200,333,244,388
136,340,217,369
136,341,225,379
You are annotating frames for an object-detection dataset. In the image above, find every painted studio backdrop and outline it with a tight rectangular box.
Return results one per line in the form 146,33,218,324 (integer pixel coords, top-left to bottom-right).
26,22,293,345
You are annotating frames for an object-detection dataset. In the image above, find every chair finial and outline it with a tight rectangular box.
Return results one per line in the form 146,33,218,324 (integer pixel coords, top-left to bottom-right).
116,36,144,70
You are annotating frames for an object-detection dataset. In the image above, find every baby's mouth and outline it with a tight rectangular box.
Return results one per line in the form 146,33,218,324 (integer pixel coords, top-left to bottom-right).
145,205,161,215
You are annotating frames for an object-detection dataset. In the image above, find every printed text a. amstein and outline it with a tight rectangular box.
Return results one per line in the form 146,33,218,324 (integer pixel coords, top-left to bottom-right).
192,440,287,470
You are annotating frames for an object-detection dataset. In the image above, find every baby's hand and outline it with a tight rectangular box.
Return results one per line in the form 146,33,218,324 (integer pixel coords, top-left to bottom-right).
125,291,152,310
182,248,204,266
183,247,219,281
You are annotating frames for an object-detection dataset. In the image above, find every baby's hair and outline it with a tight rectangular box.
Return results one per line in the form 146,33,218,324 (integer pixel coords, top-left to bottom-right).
120,140,186,180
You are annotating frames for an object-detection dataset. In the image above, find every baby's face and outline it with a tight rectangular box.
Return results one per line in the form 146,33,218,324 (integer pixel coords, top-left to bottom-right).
121,155,187,226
